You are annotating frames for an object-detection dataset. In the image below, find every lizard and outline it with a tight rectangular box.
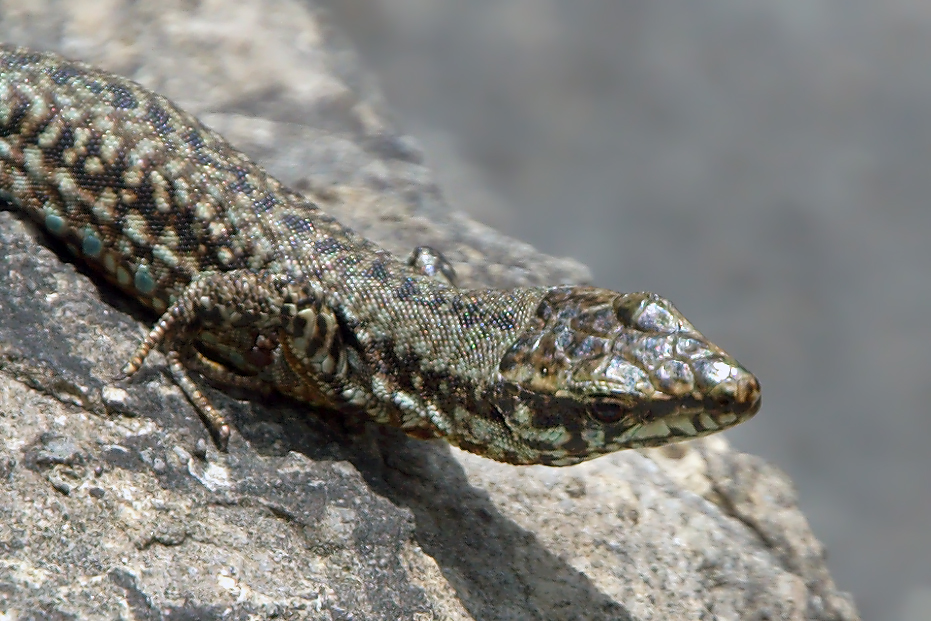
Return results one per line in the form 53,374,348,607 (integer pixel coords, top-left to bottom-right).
0,44,761,466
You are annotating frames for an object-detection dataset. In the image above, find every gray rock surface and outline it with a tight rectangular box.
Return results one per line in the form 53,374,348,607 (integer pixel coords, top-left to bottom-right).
0,1,858,619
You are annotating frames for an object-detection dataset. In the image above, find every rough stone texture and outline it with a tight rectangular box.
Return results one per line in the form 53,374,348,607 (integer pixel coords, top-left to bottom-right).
0,1,859,619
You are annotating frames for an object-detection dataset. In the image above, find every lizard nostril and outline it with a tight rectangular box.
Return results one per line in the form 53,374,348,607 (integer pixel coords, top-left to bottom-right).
738,374,762,412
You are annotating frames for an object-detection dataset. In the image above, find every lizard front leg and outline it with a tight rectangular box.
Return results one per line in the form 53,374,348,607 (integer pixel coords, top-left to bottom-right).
117,269,297,448
118,251,458,449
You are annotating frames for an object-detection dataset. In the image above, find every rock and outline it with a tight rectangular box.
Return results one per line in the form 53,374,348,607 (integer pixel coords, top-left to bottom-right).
0,1,858,619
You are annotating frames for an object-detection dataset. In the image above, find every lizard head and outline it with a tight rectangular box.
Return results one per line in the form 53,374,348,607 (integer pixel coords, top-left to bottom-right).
486,287,760,465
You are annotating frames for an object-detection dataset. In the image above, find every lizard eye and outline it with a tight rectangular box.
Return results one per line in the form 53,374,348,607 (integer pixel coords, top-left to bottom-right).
588,401,628,425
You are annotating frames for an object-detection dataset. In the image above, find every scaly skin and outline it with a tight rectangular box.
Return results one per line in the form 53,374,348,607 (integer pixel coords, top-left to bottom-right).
0,45,760,465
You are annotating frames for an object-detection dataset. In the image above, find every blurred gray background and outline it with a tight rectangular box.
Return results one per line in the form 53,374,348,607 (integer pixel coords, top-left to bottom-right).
323,1,930,619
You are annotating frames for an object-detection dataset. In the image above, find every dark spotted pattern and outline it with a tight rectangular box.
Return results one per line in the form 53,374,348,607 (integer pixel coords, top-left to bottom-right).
0,45,760,464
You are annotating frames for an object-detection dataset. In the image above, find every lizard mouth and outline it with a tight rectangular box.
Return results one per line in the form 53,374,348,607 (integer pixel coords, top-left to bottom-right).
604,372,761,448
